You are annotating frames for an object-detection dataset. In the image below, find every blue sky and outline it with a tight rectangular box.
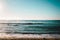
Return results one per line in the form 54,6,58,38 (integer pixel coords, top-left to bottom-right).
0,0,60,20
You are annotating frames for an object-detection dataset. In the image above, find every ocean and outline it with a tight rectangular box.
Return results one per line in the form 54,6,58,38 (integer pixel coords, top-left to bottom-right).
0,20,60,34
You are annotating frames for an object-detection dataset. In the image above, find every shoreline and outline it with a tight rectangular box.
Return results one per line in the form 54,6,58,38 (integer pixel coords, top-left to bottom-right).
0,33,60,38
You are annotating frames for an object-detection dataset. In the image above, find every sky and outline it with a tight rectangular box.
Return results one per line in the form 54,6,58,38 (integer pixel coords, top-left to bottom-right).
0,0,60,20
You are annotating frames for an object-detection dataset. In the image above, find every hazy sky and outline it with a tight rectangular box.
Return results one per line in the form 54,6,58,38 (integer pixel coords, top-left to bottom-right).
0,0,60,20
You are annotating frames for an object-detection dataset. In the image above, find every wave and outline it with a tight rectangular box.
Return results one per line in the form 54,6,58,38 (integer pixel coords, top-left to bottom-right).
0,20,60,34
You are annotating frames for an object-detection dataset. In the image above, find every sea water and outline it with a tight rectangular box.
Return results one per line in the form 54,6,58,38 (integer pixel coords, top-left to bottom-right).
0,20,60,34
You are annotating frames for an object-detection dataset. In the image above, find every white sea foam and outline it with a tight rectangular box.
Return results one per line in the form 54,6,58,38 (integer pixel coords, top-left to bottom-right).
0,33,60,38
